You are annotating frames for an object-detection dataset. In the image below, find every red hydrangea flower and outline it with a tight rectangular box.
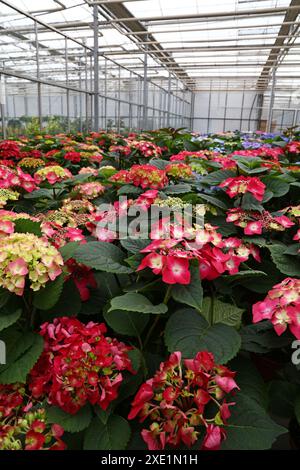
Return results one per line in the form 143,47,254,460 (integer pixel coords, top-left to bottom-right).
226,208,295,235
111,165,168,190
137,222,260,284
29,317,134,414
0,140,21,160
219,176,266,201
64,151,81,163
0,384,66,451
252,278,300,338
128,351,238,450
66,258,97,301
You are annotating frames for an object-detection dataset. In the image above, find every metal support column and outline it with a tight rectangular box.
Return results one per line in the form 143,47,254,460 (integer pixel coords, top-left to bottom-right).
0,74,7,139
167,73,171,128
93,4,99,131
35,22,42,130
190,91,195,131
65,38,70,133
267,68,276,133
104,58,107,129
142,42,148,130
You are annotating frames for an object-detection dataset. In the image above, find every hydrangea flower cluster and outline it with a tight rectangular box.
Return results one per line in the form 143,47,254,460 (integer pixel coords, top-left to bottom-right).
226,208,294,235
109,144,132,157
252,277,300,339
74,181,105,200
165,163,193,179
18,157,45,171
64,151,81,163
0,165,37,193
130,140,162,158
34,165,72,184
29,317,134,414
110,164,169,190
128,351,239,450
0,188,19,208
219,176,266,201
137,222,260,284
0,384,66,451
0,233,64,295
0,140,21,160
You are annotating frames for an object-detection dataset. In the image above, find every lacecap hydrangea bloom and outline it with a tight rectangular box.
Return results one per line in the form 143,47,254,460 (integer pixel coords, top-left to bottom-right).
252,277,300,339
0,233,64,295
128,351,239,450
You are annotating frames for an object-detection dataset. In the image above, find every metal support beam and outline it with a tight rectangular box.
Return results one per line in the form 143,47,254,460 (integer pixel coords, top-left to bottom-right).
267,68,277,133
35,22,42,131
93,4,99,131
142,42,148,130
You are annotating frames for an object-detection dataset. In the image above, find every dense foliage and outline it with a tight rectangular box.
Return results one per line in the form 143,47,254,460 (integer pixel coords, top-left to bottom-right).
0,128,300,450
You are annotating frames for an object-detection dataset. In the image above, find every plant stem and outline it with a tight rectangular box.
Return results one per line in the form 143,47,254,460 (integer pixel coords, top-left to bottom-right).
142,286,172,349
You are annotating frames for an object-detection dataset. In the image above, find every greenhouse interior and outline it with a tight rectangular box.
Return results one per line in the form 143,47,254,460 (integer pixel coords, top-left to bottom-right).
1,0,300,455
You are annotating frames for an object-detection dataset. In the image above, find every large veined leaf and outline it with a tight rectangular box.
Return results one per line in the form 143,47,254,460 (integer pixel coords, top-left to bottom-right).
261,176,290,198
268,244,300,277
120,238,150,254
33,274,65,310
172,267,203,310
224,270,267,283
73,242,133,274
200,297,244,328
84,415,131,450
163,183,192,195
109,293,168,315
104,308,150,337
198,193,229,210
221,393,286,450
13,218,42,237
59,242,80,261
46,279,81,319
229,356,268,408
240,322,292,353
46,405,92,433
201,169,236,185
0,330,43,384
165,308,241,363
0,309,21,332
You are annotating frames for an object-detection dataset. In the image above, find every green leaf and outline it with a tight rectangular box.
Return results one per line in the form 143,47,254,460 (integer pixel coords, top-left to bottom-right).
268,380,299,418
33,275,65,310
120,238,150,254
172,266,203,310
59,242,80,261
46,405,92,433
164,183,192,194
74,242,133,274
268,244,300,276
0,309,21,332
24,188,54,199
222,393,286,450
229,356,268,408
84,415,131,450
0,331,43,384
104,308,149,337
0,289,10,308
118,185,142,196
284,244,300,256
13,218,42,237
261,176,290,197
46,279,81,319
165,308,241,363
198,193,229,210
240,193,264,212
200,297,244,328
224,270,267,283
295,395,300,425
202,169,236,185
240,322,292,353
109,293,168,315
